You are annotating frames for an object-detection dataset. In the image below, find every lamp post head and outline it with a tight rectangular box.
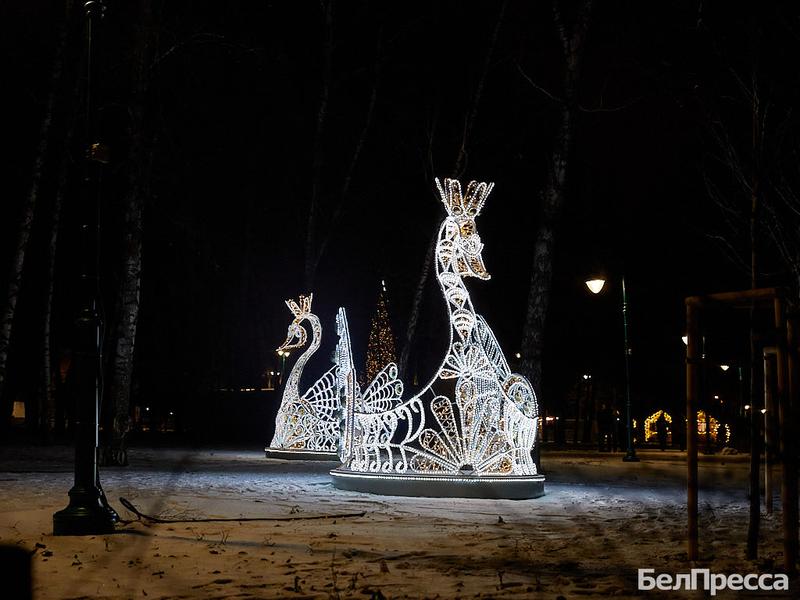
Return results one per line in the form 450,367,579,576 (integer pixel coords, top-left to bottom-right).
720,364,730,371
585,278,606,294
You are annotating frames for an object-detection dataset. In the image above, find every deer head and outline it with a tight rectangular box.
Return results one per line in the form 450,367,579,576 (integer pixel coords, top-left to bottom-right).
276,293,314,352
435,178,493,280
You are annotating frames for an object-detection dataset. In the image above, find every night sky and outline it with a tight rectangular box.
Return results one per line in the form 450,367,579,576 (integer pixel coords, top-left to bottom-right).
3,1,797,425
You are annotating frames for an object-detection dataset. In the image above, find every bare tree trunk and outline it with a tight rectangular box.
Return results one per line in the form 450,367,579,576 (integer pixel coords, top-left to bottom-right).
399,1,506,378
0,3,70,426
398,229,437,380
313,26,382,274
746,70,762,560
304,4,382,292
452,0,507,179
304,0,334,292
105,180,145,466
101,0,155,466
41,148,71,444
41,3,80,444
520,0,593,392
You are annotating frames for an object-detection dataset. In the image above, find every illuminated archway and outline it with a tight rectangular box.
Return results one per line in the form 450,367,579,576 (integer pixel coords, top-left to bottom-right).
644,410,672,442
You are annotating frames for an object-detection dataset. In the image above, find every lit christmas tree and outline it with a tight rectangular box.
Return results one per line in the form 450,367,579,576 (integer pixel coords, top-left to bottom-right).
364,281,397,384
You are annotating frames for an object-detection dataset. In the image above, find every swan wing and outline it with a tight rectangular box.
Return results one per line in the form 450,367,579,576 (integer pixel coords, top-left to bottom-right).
301,365,339,420
361,362,404,413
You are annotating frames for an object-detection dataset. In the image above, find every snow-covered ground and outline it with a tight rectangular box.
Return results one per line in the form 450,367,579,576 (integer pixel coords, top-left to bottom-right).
0,445,791,599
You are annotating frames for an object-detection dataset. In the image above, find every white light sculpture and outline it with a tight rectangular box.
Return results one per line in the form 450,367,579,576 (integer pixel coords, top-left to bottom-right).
331,178,544,498
265,294,341,460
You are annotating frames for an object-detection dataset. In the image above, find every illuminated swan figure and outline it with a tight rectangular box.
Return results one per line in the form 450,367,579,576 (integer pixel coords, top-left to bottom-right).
265,294,341,460
332,178,544,498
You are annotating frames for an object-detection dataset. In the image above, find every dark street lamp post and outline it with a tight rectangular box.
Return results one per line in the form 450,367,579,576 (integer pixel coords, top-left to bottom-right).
586,275,639,462
53,0,117,536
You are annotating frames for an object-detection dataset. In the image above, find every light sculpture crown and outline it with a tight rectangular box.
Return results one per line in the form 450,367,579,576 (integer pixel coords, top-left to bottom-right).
286,294,313,319
265,293,341,460
276,294,314,352
331,178,544,499
436,178,493,219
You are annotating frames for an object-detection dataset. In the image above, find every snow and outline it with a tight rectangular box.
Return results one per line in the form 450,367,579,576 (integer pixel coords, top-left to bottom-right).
0,446,791,598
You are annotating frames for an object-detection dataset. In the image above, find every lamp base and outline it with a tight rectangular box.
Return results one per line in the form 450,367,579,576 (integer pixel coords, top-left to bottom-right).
53,486,117,536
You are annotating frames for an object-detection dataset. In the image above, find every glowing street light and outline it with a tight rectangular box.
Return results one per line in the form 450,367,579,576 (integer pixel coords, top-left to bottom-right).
585,279,606,295
585,275,638,463
720,364,730,371
276,349,290,385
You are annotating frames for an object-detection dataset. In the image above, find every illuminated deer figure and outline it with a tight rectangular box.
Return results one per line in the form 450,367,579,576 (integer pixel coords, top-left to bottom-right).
266,294,340,459
332,179,544,498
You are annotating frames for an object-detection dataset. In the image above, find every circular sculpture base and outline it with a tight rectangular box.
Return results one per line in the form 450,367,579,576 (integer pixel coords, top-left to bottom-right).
265,447,341,461
330,468,545,499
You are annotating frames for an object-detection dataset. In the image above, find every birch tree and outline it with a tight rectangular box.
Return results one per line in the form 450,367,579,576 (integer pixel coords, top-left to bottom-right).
0,1,72,426
101,0,158,465
398,0,508,380
303,1,382,292
519,0,593,393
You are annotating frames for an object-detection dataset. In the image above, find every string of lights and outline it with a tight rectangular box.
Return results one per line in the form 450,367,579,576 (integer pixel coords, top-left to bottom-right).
332,179,545,498
266,294,341,458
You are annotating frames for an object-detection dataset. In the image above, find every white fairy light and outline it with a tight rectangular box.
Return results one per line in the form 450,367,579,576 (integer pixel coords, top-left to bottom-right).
266,293,341,459
332,178,543,497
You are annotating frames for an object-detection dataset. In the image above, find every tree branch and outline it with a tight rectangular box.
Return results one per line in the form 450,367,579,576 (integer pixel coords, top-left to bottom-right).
515,62,563,104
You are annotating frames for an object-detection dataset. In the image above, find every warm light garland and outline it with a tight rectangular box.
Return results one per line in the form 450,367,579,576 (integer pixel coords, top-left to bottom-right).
364,282,397,384
332,179,543,497
266,294,340,458
644,410,672,442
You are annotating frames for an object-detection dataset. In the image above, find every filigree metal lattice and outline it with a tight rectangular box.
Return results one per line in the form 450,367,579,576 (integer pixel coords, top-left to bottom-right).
333,179,542,495
267,294,340,456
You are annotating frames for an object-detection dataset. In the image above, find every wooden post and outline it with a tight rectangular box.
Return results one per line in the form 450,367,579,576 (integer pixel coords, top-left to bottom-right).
686,300,699,561
763,348,775,515
746,302,762,559
783,311,798,574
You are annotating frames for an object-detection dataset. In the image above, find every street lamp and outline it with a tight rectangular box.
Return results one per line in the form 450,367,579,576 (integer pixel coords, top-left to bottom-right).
276,350,290,385
53,0,117,536
585,275,639,462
